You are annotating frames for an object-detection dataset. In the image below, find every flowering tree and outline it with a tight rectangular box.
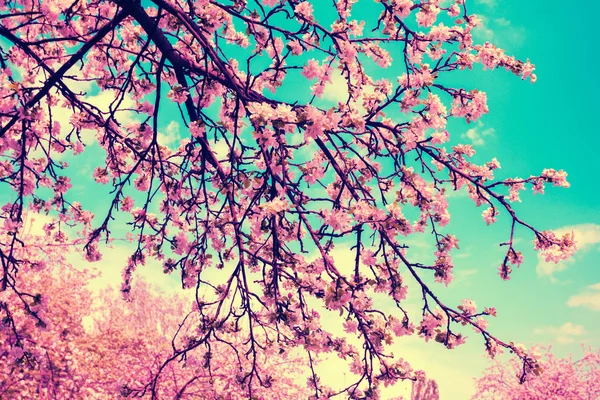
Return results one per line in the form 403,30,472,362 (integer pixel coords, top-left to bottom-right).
0,0,577,398
0,226,94,399
411,377,439,400
0,228,308,398
473,346,600,400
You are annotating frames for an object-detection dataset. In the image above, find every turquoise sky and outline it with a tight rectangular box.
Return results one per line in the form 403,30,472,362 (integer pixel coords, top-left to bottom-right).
2,0,599,398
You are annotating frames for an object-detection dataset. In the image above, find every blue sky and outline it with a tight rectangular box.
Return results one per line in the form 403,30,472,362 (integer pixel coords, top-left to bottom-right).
3,0,599,398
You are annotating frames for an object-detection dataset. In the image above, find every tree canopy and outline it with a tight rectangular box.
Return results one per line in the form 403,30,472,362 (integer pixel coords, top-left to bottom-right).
0,0,580,398
0,228,308,398
473,346,600,400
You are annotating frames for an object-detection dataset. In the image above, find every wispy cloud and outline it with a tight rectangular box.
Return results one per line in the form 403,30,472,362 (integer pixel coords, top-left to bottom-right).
461,121,495,146
210,139,230,160
473,15,495,42
494,17,511,27
567,282,600,311
158,120,181,148
472,13,525,49
536,223,600,279
534,322,587,344
453,268,478,286
85,89,136,126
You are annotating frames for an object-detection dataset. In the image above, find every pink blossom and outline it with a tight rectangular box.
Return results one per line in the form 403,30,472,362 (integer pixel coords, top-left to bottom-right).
416,5,440,27
287,40,303,55
459,299,477,316
167,87,188,104
541,168,570,188
390,317,413,337
321,208,352,232
93,167,110,184
448,4,460,17
259,197,290,215
392,0,413,18
343,319,359,334
482,207,498,225
361,249,377,266
121,196,134,212
294,2,314,21
0,3,580,397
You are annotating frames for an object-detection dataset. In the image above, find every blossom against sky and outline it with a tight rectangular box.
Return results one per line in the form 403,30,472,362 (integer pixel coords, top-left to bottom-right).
55,0,600,398
3,0,598,398
99,0,600,395
379,0,600,397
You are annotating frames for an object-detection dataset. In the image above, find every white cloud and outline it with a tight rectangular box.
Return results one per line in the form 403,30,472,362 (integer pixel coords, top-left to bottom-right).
85,89,136,125
536,257,575,280
534,322,587,344
64,65,94,94
453,268,478,286
22,213,59,237
473,15,495,42
21,214,194,309
158,120,181,148
445,188,469,199
494,17,511,27
560,224,600,248
322,69,349,103
461,121,495,146
313,243,354,276
472,13,526,49
210,139,230,160
567,282,600,311
321,66,375,111
24,71,138,162
536,224,600,279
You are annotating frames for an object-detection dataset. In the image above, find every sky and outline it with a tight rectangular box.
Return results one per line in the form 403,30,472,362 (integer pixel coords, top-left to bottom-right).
3,0,600,399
